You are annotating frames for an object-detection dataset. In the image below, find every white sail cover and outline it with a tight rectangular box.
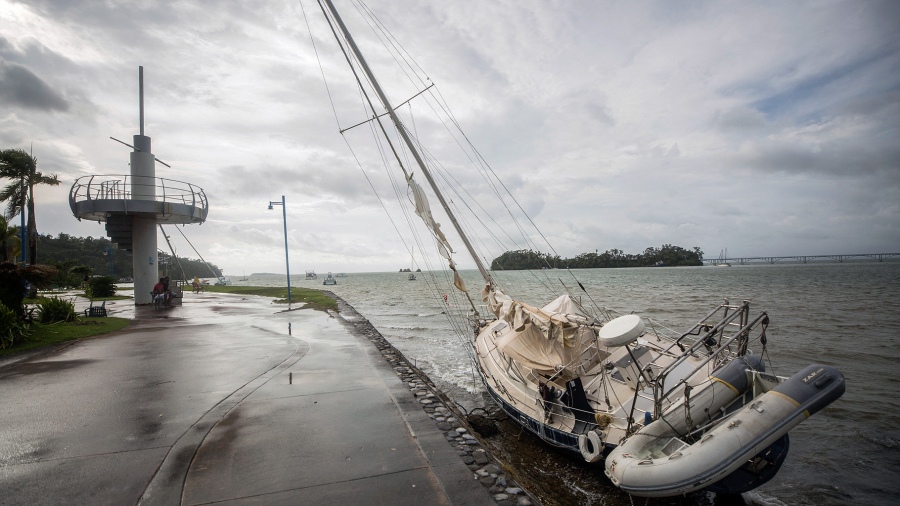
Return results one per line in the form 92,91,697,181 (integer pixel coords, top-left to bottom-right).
482,287,595,373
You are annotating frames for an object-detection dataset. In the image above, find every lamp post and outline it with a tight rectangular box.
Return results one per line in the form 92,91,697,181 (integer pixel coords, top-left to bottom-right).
103,246,115,277
267,196,292,304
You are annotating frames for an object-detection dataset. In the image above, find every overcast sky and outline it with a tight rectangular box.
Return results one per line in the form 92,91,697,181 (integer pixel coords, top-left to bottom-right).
2,0,899,275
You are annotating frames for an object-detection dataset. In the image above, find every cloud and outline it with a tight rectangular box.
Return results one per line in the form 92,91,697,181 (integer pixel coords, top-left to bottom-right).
0,59,69,112
1,0,899,275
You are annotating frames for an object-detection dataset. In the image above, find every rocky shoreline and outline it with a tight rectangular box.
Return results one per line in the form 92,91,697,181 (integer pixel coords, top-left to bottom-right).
329,295,536,506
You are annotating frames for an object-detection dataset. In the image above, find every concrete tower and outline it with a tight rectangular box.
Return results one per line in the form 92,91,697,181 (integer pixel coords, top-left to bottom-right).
69,67,208,304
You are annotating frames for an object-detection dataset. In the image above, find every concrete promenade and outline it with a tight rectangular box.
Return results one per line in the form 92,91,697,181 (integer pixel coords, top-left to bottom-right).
0,293,496,505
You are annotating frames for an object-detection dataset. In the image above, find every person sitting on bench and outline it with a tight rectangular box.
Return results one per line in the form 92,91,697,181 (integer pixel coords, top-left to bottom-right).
152,278,170,307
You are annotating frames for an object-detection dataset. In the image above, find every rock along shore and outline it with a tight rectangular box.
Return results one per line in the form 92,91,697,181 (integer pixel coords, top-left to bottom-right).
325,292,537,506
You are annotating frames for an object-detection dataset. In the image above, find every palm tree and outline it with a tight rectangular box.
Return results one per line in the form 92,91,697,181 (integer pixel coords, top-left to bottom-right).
0,148,60,265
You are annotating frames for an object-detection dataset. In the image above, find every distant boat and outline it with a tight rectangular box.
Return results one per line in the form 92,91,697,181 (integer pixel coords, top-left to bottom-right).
305,270,317,280
336,273,348,277
717,248,732,267
322,272,337,285
239,270,248,281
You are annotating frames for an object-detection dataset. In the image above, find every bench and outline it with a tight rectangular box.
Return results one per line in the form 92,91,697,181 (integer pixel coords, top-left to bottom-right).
84,300,107,317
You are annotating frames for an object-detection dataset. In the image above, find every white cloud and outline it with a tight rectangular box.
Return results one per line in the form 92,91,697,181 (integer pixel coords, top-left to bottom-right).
2,0,898,275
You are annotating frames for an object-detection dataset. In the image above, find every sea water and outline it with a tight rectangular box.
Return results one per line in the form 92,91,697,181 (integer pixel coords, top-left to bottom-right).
242,261,900,505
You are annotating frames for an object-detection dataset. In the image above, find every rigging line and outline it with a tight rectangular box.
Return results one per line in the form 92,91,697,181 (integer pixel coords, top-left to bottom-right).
373,115,430,269
404,128,535,277
422,101,546,260
384,113,475,303
158,224,187,282
319,0,414,185
558,279,605,323
428,85,557,258
337,132,417,264
300,0,344,133
350,0,423,91
340,7,550,265
354,0,435,100
354,36,543,266
357,0,431,90
331,65,420,266
414,90,515,223
415,137,525,252
339,43,452,302
172,225,220,280
416,89,531,244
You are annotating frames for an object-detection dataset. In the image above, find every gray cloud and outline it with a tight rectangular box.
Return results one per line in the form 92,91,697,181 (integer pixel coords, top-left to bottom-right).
0,60,69,112
2,0,899,274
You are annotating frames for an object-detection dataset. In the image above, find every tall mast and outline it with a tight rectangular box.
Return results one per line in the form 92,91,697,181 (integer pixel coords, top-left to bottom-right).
320,0,492,285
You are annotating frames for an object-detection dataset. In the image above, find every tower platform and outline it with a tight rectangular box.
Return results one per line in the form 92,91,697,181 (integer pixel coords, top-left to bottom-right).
69,174,208,252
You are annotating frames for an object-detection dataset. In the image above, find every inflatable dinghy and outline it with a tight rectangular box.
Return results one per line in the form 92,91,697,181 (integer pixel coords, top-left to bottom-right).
604,363,845,497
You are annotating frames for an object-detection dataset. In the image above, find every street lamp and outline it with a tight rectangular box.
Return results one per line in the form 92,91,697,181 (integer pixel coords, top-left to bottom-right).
102,246,115,277
267,196,292,304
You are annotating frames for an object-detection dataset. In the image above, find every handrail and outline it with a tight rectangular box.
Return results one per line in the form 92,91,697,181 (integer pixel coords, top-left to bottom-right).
651,301,767,416
70,174,208,210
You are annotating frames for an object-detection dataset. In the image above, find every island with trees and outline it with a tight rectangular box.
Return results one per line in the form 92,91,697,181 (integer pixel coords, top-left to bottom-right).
491,245,704,270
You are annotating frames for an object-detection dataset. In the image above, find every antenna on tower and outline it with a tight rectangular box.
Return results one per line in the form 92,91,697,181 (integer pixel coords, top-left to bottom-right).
139,66,144,136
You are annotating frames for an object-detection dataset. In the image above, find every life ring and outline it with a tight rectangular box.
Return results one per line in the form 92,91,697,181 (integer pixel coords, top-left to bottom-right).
578,430,604,463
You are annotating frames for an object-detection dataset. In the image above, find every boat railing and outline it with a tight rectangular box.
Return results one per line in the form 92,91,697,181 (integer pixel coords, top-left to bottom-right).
651,302,766,416
69,174,208,211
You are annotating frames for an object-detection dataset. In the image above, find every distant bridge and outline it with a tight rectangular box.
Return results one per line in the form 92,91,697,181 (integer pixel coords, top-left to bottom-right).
704,253,900,265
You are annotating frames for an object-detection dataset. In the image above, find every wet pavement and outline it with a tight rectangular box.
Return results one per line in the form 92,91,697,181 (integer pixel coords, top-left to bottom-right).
0,293,495,505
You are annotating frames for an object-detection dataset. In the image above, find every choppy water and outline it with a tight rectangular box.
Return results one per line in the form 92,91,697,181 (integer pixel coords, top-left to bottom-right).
240,262,900,505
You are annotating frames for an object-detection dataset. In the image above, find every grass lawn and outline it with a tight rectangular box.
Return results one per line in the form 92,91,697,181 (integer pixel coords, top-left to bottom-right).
1,286,336,358
0,317,132,357
202,285,338,311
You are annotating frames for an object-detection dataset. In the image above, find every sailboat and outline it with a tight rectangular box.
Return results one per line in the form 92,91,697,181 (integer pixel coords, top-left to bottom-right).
408,249,416,281
315,0,844,498
717,248,732,267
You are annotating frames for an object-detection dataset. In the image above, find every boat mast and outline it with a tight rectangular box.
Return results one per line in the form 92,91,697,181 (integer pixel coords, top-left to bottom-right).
320,0,492,285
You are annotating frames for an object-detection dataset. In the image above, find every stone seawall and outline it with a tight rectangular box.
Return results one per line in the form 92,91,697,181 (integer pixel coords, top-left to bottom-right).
325,292,536,506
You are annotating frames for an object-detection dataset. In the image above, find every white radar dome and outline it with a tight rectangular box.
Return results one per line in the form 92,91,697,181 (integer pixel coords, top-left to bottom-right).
598,314,645,347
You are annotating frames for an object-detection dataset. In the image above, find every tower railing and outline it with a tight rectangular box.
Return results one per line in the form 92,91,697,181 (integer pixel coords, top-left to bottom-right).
69,174,208,212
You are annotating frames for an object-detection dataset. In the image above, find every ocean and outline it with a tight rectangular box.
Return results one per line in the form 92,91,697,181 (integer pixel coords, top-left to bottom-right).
238,261,899,505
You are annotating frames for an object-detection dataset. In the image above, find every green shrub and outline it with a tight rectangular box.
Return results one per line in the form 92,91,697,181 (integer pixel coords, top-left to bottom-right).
86,276,117,298
0,302,31,349
37,296,77,324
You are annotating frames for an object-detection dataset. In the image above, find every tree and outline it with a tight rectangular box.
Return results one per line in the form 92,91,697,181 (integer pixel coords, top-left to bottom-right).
0,216,19,262
0,148,61,265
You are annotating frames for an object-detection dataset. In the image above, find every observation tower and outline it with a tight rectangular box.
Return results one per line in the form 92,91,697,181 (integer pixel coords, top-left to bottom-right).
69,67,208,304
